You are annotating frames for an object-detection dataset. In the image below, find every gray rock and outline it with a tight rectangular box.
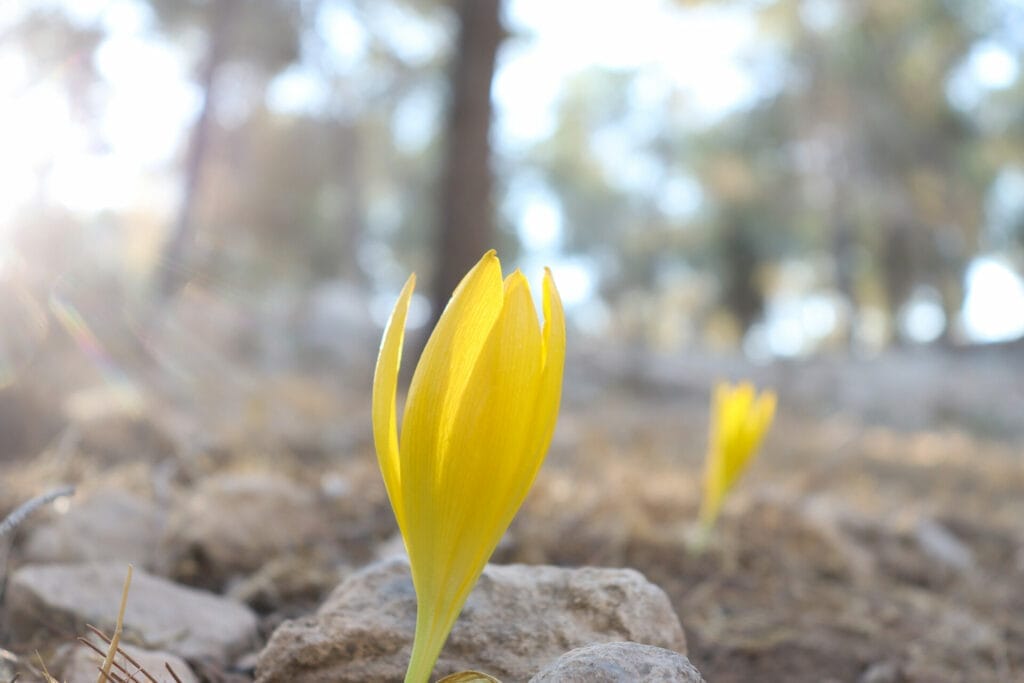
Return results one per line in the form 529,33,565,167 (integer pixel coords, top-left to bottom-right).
164,472,325,577
57,642,198,683
373,532,408,562
5,562,258,663
529,642,704,682
858,659,905,683
71,411,178,465
915,519,975,572
22,491,166,569
256,557,686,683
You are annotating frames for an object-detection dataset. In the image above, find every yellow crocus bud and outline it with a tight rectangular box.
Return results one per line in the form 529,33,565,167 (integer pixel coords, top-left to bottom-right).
372,250,566,683
699,381,776,531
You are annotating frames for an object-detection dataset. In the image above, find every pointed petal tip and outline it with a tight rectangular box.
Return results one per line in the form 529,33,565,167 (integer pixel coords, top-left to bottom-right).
541,266,562,298
372,270,416,535
542,266,557,290
503,268,530,291
397,272,417,300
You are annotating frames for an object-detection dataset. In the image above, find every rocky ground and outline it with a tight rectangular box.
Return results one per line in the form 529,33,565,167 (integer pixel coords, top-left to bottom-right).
0,335,1022,682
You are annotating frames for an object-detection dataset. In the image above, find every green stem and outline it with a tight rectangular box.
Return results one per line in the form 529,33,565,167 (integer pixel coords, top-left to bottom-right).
404,606,445,683
686,518,715,556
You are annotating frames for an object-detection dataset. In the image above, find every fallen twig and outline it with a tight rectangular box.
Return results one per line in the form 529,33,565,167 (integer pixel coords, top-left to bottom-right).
0,486,75,539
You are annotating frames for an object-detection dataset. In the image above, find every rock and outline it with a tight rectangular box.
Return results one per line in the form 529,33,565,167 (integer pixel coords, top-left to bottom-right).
232,650,261,677
63,384,146,424
22,491,166,568
226,552,344,613
0,651,17,683
529,642,704,682
58,642,198,683
373,532,408,561
0,374,65,461
914,519,975,572
858,659,905,683
165,472,325,579
72,412,177,465
5,562,258,663
256,557,686,683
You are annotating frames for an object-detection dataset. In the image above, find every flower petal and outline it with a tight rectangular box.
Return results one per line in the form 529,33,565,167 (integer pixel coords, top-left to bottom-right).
442,269,544,524
527,268,566,479
399,251,504,554
371,273,416,535
723,384,765,489
700,382,775,528
405,269,545,676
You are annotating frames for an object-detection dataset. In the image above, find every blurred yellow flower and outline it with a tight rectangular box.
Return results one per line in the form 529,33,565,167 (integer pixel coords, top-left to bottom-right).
699,382,776,530
372,250,566,683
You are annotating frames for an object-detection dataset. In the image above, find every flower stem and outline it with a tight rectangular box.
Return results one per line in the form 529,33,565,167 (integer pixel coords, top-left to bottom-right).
404,607,445,683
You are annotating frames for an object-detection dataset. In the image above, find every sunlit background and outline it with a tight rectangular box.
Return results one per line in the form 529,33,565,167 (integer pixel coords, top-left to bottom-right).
1,0,1023,396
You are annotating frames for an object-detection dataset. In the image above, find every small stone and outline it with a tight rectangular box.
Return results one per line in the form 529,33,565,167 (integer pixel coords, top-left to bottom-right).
72,411,178,465
5,562,258,663
57,642,199,683
22,491,166,569
233,651,261,676
0,651,17,683
373,532,408,561
858,659,905,683
164,472,325,579
914,519,975,572
256,557,686,683
226,552,343,613
529,642,705,682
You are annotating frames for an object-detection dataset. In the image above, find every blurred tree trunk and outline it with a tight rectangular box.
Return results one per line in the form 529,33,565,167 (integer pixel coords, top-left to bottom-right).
430,0,503,322
720,216,764,336
310,122,365,282
337,122,365,282
880,221,915,345
153,0,233,303
831,212,858,349
937,272,963,346
931,227,966,346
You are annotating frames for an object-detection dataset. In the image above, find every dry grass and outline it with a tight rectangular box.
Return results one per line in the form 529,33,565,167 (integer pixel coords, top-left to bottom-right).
3,566,186,683
78,624,185,683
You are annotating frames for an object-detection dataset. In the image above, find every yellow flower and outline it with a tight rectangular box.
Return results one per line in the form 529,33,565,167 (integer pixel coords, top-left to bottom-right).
372,250,566,683
699,381,776,530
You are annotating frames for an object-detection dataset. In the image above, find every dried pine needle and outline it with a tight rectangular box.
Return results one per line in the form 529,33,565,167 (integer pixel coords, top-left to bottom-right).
97,564,132,683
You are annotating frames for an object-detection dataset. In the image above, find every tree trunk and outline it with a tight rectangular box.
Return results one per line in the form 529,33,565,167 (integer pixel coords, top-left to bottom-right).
880,221,915,345
337,121,366,282
430,0,503,321
720,215,764,336
831,213,858,349
153,0,233,303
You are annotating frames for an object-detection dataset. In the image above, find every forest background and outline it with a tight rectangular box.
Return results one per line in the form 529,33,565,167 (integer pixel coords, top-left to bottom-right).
2,0,1023,377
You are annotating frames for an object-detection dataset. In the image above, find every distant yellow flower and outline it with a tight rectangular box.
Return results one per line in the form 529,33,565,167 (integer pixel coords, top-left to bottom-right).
699,382,776,530
372,250,565,683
